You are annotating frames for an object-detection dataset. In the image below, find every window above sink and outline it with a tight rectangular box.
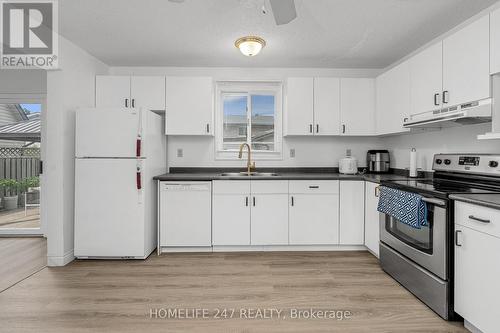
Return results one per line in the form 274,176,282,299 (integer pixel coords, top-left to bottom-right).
215,81,283,160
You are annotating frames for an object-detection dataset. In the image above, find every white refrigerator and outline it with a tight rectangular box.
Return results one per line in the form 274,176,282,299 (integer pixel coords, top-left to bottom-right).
74,108,166,259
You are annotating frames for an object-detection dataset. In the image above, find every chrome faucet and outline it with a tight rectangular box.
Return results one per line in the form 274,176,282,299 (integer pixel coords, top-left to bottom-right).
238,143,256,175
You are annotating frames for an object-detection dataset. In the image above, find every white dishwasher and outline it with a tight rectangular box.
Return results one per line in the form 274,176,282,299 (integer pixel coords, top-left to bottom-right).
159,182,212,251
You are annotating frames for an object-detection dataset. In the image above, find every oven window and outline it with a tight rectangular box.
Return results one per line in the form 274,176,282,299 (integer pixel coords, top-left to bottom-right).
385,205,434,255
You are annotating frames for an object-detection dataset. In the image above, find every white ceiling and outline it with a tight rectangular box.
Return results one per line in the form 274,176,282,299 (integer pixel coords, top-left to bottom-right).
59,0,499,68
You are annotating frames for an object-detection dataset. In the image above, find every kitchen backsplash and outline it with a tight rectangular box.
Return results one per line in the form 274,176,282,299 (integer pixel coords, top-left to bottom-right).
166,135,385,168
382,123,500,171
167,123,500,171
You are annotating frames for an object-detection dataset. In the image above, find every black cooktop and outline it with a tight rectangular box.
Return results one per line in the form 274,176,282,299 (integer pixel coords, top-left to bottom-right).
383,178,500,199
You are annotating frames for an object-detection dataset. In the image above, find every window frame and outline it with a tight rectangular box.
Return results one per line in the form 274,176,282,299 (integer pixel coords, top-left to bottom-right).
215,81,283,160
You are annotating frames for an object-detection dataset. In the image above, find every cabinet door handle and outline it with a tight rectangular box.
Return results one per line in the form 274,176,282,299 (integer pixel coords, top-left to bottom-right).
375,186,380,197
455,230,462,247
245,196,249,207
342,124,346,134
468,215,490,224
442,91,449,104
206,124,210,133
316,124,319,133
291,196,294,206
434,93,440,106
253,196,256,206
131,99,135,108
125,98,129,108
309,124,313,133
309,185,319,189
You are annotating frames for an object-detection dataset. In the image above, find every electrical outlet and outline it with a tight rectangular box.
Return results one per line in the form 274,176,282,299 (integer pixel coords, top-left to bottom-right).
346,149,352,157
177,148,183,158
290,148,295,158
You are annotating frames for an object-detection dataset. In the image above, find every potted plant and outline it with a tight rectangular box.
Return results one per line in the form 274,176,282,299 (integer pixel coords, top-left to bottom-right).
0,179,21,210
20,177,40,207
20,176,40,192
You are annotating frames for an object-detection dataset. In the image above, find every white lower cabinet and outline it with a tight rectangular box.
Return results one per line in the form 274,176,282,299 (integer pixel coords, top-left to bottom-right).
289,180,339,245
212,181,251,246
454,202,500,333
175,179,369,249
251,181,289,245
364,181,380,257
212,180,288,246
339,181,365,244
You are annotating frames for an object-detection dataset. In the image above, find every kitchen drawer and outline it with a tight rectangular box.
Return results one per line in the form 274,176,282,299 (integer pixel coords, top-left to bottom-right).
455,201,500,238
212,180,250,194
289,180,339,194
251,180,288,194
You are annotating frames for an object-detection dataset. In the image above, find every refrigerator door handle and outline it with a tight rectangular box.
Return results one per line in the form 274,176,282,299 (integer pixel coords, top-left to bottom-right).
136,108,143,158
136,161,142,191
136,137,142,157
136,170,142,190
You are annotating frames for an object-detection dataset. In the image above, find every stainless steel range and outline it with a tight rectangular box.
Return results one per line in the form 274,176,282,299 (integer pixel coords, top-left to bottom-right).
379,153,500,320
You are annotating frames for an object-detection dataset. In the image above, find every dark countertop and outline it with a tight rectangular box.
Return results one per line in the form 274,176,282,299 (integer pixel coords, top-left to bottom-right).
450,194,500,210
154,168,421,184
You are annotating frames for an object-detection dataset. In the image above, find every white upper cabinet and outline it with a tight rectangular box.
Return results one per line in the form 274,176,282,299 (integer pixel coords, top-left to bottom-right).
96,75,166,110
443,15,490,106
313,77,341,135
492,8,500,74
286,77,374,136
165,76,213,135
96,76,131,108
286,77,314,135
376,60,411,135
130,76,166,111
409,42,443,115
340,78,376,136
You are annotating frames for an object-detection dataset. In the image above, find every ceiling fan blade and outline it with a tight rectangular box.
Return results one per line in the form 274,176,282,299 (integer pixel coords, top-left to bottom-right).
269,0,297,25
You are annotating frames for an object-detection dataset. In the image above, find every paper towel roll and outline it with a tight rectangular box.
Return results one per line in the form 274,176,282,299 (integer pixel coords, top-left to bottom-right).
409,148,417,177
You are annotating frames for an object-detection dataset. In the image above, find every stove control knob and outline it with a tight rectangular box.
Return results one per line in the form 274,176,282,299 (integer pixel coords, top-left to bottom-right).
435,159,443,165
444,159,451,165
489,160,499,168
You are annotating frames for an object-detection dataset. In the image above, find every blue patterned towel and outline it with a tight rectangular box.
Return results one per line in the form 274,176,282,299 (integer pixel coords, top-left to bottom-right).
377,186,428,229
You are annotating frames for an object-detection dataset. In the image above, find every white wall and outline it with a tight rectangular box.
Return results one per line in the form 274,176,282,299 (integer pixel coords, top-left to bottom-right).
45,36,109,266
167,136,382,168
0,69,46,95
381,123,500,171
112,66,384,168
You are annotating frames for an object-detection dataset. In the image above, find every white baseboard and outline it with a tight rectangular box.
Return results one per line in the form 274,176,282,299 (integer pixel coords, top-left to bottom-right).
464,320,483,333
47,250,75,267
159,246,213,254
212,245,367,252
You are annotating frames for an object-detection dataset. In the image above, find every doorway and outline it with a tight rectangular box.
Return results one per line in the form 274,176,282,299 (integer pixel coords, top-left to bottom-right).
0,99,44,236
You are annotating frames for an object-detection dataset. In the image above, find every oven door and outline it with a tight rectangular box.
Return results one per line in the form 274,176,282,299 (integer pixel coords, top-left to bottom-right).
379,196,448,280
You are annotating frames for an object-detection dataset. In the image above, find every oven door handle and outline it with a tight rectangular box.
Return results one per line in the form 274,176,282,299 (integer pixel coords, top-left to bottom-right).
421,197,446,207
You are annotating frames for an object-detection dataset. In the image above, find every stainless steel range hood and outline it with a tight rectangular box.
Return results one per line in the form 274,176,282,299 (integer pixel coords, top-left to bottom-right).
478,74,500,139
403,98,492,129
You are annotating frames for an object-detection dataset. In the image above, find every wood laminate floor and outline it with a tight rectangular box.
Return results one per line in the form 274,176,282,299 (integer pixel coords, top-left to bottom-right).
0,251,467,333
0,237,46,292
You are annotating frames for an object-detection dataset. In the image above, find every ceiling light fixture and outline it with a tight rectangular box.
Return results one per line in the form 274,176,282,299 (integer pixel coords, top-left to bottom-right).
235,36,266,57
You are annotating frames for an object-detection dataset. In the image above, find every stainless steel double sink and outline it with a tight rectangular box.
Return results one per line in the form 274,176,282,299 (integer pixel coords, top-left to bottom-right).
219,172,279,177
